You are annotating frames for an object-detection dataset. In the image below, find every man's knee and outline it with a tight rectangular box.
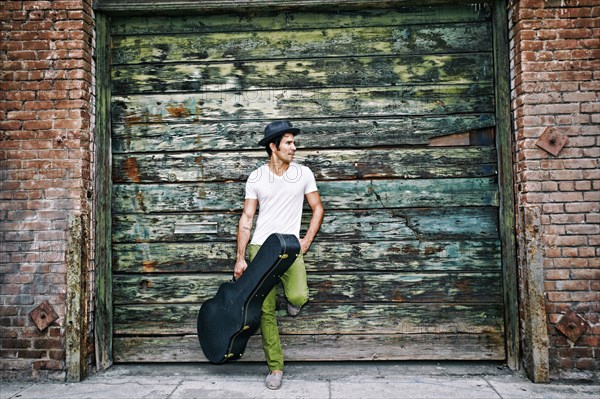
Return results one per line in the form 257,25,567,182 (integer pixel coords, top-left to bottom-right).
286,291,309,307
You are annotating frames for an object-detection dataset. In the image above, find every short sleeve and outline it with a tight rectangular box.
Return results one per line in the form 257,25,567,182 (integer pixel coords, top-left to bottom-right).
245,180,257,199
245,169,260,199
304,167,318,195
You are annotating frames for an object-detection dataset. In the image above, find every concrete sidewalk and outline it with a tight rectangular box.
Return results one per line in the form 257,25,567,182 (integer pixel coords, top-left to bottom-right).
2,362,598,399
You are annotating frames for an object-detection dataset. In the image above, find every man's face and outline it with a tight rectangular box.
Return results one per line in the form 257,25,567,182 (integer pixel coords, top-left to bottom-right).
272,133,296,163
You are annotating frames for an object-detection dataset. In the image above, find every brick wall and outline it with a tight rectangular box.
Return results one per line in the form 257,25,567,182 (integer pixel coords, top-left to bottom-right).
0,0,95,380
508,0,599,381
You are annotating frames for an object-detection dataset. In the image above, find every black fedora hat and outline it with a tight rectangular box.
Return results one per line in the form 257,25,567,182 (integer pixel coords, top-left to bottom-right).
259,120,301,146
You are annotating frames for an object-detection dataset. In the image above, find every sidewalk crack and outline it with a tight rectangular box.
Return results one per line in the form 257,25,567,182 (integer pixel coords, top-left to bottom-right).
7,383,34,399
166,380,184,399
482,376,504,399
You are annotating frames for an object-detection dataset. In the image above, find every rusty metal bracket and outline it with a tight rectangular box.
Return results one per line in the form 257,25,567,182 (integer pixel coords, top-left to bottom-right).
29,300,59,331
535,126,568,156
555,310,588,343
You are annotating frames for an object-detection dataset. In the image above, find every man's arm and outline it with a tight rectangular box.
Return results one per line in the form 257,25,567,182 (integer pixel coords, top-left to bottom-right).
234,198,257,279
300,191,324,254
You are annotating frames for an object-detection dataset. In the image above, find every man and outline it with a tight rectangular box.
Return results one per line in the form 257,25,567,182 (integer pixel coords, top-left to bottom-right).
234,120,324,390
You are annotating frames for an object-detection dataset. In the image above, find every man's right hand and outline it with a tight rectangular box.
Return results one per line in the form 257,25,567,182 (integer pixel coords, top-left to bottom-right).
234,258,248,280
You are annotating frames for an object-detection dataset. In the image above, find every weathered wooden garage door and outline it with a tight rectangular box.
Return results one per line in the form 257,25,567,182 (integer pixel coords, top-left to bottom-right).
110,4,505,362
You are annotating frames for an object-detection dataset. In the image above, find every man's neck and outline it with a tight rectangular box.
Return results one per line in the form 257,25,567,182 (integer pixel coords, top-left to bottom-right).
268,157,290,176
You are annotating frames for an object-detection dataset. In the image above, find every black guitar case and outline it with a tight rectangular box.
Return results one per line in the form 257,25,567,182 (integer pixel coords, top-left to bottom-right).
197,233,301,364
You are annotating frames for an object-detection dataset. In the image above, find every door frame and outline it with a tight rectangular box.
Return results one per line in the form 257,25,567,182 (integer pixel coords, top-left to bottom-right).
491,0,519,370
93,0,519,370
94,12,113,371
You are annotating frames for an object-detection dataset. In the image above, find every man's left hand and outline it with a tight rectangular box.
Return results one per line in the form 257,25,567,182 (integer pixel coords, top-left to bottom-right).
300,238,311,254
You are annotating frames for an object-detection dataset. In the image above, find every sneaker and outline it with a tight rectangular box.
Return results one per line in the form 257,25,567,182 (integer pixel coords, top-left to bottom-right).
265,371,283,390
287,302,302,317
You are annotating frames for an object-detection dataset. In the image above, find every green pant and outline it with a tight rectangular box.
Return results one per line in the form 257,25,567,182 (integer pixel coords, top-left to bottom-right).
248,244,309,372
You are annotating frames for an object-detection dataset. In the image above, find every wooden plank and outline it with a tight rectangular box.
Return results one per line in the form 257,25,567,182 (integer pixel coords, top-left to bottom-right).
112,272,503,304
111,84,494,124
112,212,238,243
428,127,495,146
111,207,500,243
493,0,519,371
112,148,498,183
113,333,505,363
313,272,502,303
111,178,499,214
112,53,493,94
99,0,494,16
110,6,491,35
111,115,496,153
93,12,113,371
429,132,470,146
111,23,492,64
65,214,87,381
113,239,501,273
114,303,504,335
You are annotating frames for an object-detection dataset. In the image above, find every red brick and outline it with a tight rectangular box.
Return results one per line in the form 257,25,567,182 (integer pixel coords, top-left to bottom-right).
33,338,64,350
559,28,594,40
581,102,600,113
547,192,583,202
5,91,36,101
558,181,575,191
2,339,33,349
545,247,562,258
583,169,600,180
546,269,570,280
545,225,566,235
548,169,585,180
575,358,596,370
579,38,600,48
555,256,591,269
22,101,54,111
6,110,38,120
23,2,53,11
551,213,587,224
33,360,63,370
48,350,65,361
0,120,23,130
553,235,589,246
578,246,597,257
547,291,597,302
586,213,600,223
583,191,600,201
15,350,47,359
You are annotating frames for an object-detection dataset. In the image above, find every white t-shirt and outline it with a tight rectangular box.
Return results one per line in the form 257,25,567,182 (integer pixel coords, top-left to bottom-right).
245,162,318,245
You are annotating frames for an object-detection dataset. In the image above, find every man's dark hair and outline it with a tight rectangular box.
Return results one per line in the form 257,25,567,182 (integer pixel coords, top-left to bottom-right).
265,133,292,156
